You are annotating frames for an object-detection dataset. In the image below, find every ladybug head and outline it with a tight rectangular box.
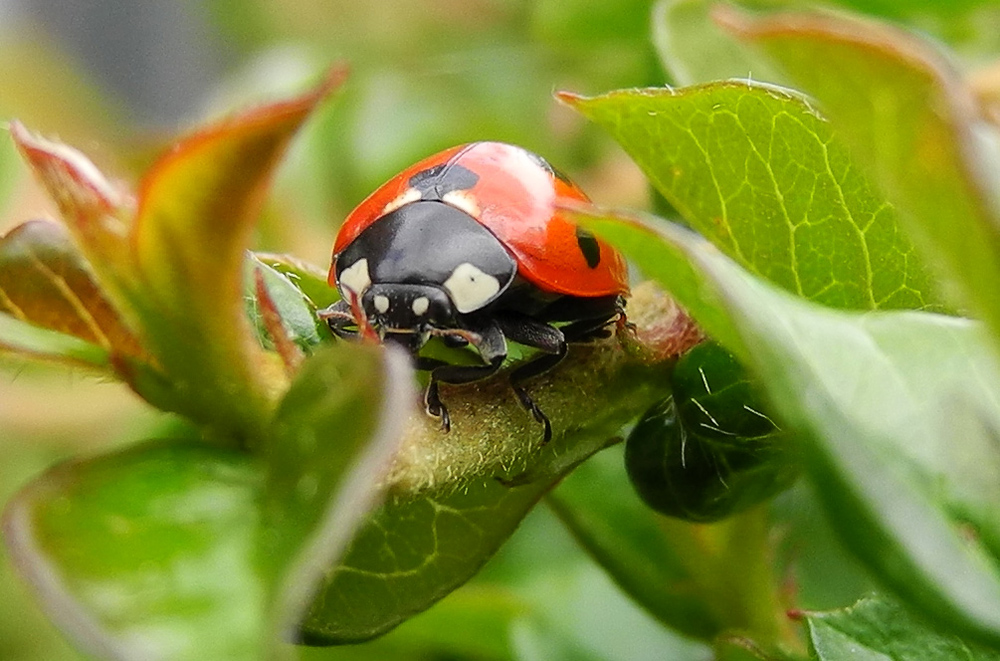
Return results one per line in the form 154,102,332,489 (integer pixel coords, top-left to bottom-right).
360,282,455,340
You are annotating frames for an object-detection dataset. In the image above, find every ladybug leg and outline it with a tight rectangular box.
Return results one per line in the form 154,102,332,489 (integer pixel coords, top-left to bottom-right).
424,321,507,432
496,317,568,445
499,312,621,445
317,300,358,339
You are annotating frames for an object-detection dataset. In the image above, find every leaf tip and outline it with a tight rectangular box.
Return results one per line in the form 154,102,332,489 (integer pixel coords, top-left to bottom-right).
554,90,586,107
709,3,754,36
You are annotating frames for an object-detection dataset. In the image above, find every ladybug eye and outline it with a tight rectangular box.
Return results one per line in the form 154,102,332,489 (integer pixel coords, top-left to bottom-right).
339,258,372,296
443,262,501,313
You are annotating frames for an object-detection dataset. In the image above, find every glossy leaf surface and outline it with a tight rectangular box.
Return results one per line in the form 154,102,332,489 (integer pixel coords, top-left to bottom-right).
579,207,1000,647
561,82,942,312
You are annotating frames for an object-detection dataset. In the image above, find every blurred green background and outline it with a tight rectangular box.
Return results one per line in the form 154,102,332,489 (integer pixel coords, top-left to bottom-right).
2,0,999,658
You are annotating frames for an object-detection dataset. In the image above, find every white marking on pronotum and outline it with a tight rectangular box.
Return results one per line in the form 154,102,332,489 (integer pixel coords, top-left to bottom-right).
442,190,480,217
412,296,430,316
339,258,371,296
373,295,390,313
443,262,501,313
382,188,421,214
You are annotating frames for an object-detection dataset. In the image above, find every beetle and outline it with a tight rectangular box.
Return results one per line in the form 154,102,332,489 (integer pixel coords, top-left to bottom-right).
319,142,629,443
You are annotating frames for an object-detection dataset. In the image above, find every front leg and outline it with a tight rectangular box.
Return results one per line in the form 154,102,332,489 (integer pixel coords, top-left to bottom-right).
317,299,357,339
423,319,507,432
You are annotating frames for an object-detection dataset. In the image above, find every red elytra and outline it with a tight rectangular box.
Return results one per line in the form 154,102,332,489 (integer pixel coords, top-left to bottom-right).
330,141,629,299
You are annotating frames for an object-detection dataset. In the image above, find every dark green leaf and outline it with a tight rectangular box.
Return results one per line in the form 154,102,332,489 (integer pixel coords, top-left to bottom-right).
807,595,1000,661
720,8,1000,339
561,81,943,312
301,479,554,643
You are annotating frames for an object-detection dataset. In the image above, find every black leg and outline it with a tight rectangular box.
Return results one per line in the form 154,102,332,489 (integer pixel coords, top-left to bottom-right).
423,320,507,431
496,315,569,445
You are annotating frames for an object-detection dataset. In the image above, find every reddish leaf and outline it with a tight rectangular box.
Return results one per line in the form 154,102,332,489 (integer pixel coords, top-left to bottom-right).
124,67,347,443
0,219,143,359
9,121,135,296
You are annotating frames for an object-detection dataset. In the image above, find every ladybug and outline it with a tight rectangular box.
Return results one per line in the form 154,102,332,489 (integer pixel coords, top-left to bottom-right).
319,142,629,443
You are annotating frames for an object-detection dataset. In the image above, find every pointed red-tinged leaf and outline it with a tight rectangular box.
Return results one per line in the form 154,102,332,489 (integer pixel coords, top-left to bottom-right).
0,219,144,359
124,67,347,443
9,121,134,289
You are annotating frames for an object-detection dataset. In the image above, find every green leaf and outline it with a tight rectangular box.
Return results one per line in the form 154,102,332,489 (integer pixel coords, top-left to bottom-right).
2,342,412,659
560,81,943,312
652,0,782,86
300,479,554,643
578,208,1000,647
253,251,338,310
262,343,414,645
719,9,1000,339
246,254,326,354
0,312,109,368
807,595,1000,661
3,441,266,661
0,220,144,359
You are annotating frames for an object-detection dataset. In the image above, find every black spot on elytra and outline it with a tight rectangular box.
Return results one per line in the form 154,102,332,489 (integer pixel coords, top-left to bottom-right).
409,163,479,201
576,226,601,268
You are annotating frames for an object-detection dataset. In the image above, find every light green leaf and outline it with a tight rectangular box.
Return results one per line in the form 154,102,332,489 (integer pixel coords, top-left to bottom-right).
561,81,943,312
3,441,266,661
652,0,782,86
808,595,1000,661
262,343,414,646
578,207,1000,647
0,312,109,369
253,251,338,311
720,8,1000,338
2,343,412,660
246,255,326,354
